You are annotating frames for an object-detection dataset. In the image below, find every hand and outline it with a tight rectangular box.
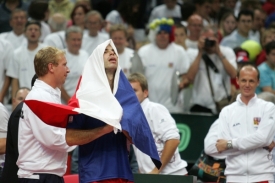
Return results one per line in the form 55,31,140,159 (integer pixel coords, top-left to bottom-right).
263,141,275,152
216,139,228,153
179,77,189,90
148,167,160,174
212,37,221,55
197,36,205,53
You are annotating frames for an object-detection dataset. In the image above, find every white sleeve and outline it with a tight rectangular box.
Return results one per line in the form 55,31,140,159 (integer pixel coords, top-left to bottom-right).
3,41,13,71
24,105,75,152
221,47,237,69
150,105,180,142
0,103,9,138
6,50,19,79
232,103,275,151
205,108,249,157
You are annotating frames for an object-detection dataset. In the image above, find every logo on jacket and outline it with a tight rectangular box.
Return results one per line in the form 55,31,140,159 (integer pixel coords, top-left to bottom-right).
253,117,261,125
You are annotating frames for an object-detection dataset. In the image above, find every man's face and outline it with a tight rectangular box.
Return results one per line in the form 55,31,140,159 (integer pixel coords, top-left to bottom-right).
130,81,148,103
86,15,101,35
164,0,177,9
187,19,203,38
10,12,27,32
237,68,259,99
174,27,187,45
224,0,236,9
156,31,170,49
110,30,127,53
103,44,118,73
12,89,29,110
238,15,253,34
253,10,266,31
24,24,41,43
53,54,70,87
197,2,212,18
263,33,275,46
267,49,275,67
66,32,82,54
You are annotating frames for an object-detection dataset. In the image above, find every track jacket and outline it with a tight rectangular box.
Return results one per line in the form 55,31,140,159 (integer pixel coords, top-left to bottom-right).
205,94,275,182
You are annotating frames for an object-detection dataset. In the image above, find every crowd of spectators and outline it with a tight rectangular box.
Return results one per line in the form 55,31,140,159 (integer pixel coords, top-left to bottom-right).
1,0,275,180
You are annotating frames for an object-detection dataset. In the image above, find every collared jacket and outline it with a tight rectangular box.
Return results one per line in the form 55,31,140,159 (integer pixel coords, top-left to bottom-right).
205,94,275,182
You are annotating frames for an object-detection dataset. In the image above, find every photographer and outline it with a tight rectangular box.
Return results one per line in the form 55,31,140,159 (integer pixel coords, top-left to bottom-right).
186,26,237,114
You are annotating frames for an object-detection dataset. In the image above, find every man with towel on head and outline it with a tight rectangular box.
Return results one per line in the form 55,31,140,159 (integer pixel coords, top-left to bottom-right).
66,39,161,183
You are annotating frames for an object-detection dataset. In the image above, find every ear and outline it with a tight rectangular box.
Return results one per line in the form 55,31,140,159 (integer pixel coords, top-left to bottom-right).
48,63,54,73
143,89,149,98
236,77,239,85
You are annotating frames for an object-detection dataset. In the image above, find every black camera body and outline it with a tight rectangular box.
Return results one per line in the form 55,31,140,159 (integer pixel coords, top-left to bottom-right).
204,38,216,47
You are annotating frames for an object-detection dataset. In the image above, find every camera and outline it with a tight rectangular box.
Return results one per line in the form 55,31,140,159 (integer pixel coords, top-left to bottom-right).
204,38,216,47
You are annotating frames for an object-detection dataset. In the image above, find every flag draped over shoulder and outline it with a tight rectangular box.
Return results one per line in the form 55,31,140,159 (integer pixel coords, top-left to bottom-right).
25,39,161,169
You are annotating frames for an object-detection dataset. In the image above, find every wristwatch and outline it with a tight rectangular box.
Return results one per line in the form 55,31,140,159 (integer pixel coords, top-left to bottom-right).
227,140,233,149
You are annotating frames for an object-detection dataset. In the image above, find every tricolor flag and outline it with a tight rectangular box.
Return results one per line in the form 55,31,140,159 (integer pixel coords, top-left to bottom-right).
24,39,161,169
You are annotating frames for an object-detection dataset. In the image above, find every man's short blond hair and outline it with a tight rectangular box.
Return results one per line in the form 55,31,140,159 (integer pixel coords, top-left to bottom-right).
128,73,148,91
34,47,65,77
109,24,128,38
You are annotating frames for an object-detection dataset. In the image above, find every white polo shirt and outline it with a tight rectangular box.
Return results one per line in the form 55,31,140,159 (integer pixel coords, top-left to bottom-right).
0,31,27,49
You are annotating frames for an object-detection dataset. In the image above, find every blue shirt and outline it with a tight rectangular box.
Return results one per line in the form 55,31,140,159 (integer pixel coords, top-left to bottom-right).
67,114,133,183
256,62,275,94
221,30,260,49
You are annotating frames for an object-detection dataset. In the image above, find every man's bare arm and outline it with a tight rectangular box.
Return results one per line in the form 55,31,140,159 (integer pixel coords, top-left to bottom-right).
66,125,113,146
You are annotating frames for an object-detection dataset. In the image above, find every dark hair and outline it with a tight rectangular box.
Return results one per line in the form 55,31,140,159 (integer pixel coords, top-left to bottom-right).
25,20,41,30
181,2,196,21
70,4,89,25
219,11,236,27
237,9,254,21
265,41,275,55
117,0,141,28
174,23,187,34
237,64,260,80
28,0,49,21
31,74,38,87
194,0,213,5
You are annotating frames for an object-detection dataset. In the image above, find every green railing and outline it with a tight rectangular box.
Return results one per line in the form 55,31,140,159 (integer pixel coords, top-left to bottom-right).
172,113,218,163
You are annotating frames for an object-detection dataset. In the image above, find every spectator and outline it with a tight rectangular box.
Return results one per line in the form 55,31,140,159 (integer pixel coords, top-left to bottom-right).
68,4,89,30
186,26,237,114
0,39,13,104
44,13,67,49
139,18,190,113
12,87,30,110
174,23,187,50
48,0,74,20
250,8,267,43
148,0,181,25
81,10,109,55
256,41,275,95
28,0,51,42
61,26,88,104
17,47,75,182
129,73,188,175
221,9,259,49
262,0,275,16
109,24,144,77
6,20,47,99
256,28,275,66
0,103,9,178
206,64,275,182
194,0,213,26
185,14,203,49
0,9,27,49
0,0,28,33
209,0,221,22
218,11,237,42
105,0,145,43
